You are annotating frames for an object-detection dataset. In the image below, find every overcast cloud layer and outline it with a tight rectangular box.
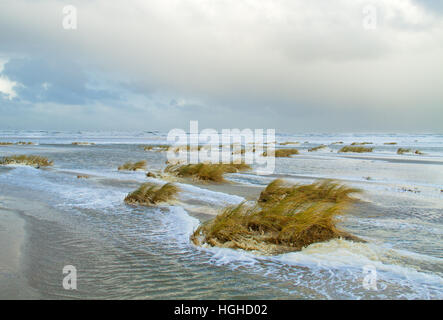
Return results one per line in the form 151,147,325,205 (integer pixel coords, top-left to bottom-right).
0,0,442,132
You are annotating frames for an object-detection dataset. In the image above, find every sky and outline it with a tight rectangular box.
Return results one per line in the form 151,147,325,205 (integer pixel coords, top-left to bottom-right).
0,0,442,133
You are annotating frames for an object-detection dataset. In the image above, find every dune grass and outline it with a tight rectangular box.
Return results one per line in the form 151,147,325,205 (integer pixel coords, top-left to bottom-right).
170,145,204,153
0,155,53,168
339,146,374,153
308,145,327,152
16,141,35,145
124,182,180,206
143,144,170,151
118,160,147,171
1,142,34,146
279,141,299,145
397,148,423,155
331,141,343,145
397,148,411,154
263,148,299,157
350,142,373,145
384,142,397,145
191,179,362,253
165,163,251,182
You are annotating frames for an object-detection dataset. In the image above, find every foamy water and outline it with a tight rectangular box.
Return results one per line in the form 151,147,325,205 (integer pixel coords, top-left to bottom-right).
0,131,442,299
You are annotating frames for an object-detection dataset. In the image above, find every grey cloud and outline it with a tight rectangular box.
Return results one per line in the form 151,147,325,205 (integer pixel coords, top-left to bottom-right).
2,58,120,105
0,0,442,132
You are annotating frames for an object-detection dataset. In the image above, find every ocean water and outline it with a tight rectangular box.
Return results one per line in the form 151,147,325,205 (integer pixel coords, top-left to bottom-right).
0,131,442,299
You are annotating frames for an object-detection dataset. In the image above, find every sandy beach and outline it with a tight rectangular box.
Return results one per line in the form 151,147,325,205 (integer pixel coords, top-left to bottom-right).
0,201,38,299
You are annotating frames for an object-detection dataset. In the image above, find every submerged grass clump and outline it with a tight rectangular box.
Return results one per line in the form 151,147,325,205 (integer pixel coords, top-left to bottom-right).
339,146,374,153
397,148,411,154
124,183,180,206
143,144,170,151
0,155,53,168
165,163,251,182
279,141,299,145
397,148,423,155
0,142,34,146
351,142,373,145
118,160,147,171
16,141,35,145
191,179,362,253
308,145,327,152
263,148,299,157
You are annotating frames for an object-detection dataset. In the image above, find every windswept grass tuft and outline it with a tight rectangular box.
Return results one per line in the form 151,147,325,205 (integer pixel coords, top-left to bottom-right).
72,142,95,146
170,145,203,153
279,141,299,145
263,148,299,157
397,148,423,155
351,142,373,145
143,144,170,151
16,141,35,145
118,160,147,171
191,179,362,253
339,146,373,153
308,145,327,152
0,155,53,168
397,148,411,155
124,183,180,206
165,163,251,182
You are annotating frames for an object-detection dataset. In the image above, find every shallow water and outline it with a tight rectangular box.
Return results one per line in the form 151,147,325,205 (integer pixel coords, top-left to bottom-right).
0,131,442,299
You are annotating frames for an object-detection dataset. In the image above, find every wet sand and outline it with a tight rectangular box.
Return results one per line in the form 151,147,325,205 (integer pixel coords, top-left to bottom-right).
0,204,38,299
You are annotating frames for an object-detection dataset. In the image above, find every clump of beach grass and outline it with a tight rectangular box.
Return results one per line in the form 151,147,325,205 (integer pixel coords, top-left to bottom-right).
191,179,362,253
384,142,397,145
16,141,35,145
146,172,157,178
72,142,95,146
263,148,299,157
143,144,170,152
308,145,327,152
118,160,147,171
331,141,343,145
397,148,411,154
397,148,423,155
279,141,299,145
165,163,251,182
0,142,14,146
0,155,53,168
339,146,374,153
351,142,373,146
124,183,180,206
171,145,203,153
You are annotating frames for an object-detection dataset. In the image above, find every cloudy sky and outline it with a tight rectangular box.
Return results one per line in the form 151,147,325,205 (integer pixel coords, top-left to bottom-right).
0,0,442,132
